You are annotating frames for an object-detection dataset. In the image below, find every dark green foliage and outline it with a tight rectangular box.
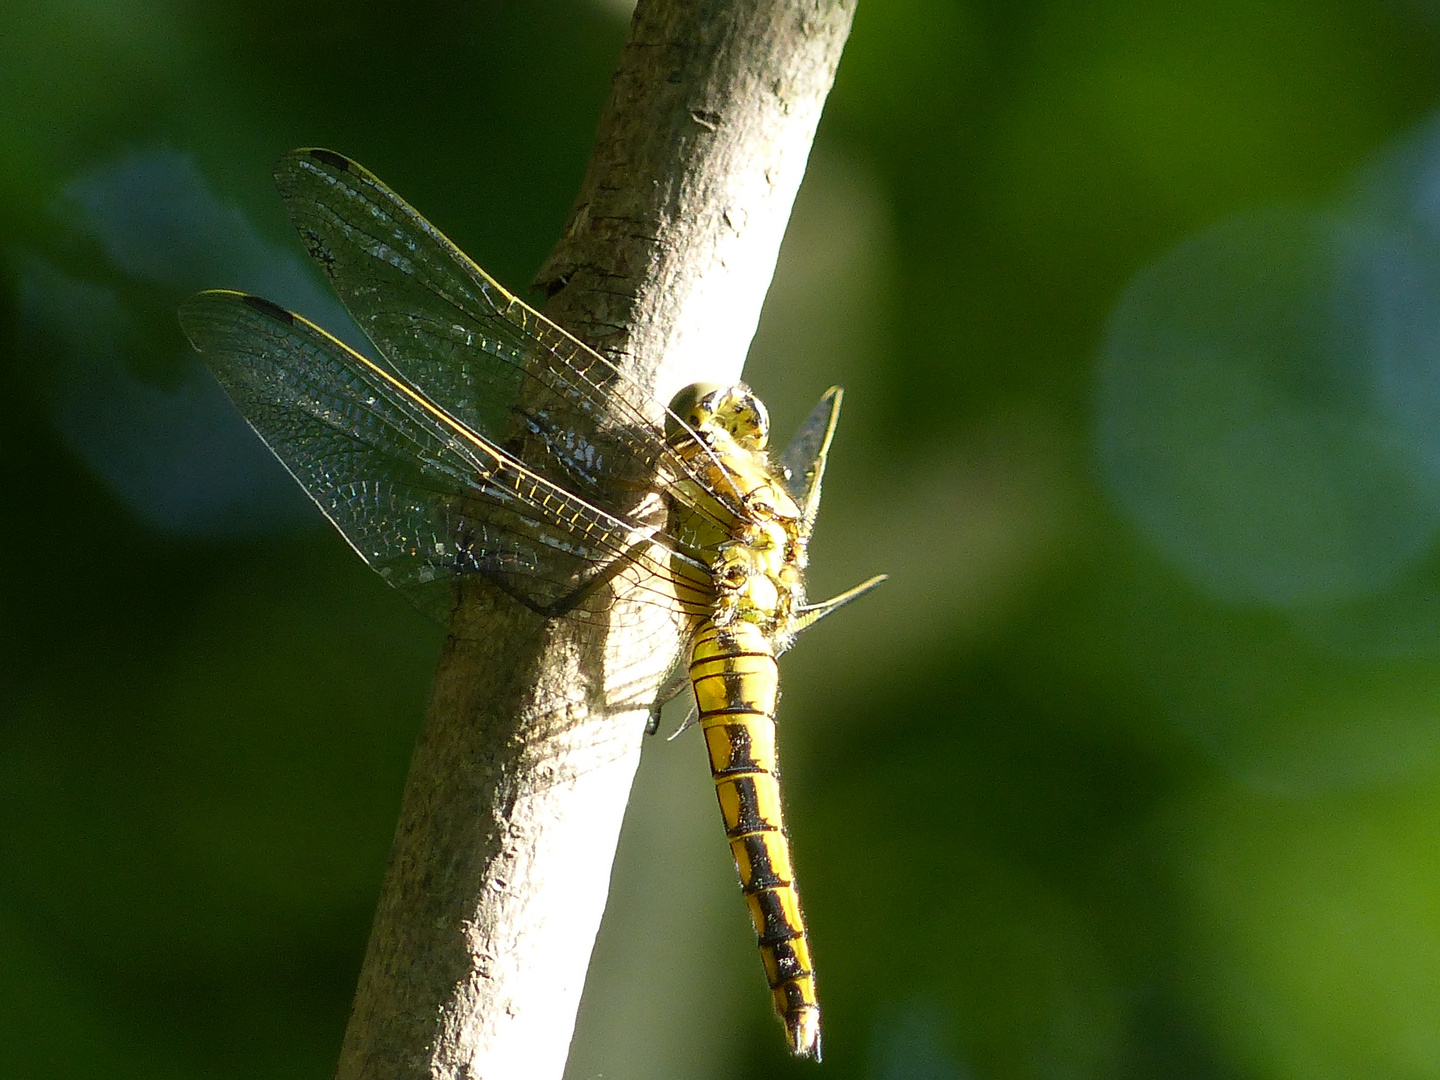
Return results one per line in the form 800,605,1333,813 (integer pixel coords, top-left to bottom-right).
6,2,1440,1078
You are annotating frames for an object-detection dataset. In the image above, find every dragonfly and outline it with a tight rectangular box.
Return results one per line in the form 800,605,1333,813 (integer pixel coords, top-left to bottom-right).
178,148,884,1061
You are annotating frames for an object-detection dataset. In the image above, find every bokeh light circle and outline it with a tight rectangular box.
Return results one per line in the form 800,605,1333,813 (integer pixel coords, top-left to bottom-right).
1098,207,1440,608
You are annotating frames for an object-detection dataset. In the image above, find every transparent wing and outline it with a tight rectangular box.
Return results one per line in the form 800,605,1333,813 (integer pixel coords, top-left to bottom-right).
272,148,743,528
776,386,843,538
178,289,699,623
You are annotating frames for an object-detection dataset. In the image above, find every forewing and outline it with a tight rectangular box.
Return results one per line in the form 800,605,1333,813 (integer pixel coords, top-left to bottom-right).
273,148,732,523
177,290,681,623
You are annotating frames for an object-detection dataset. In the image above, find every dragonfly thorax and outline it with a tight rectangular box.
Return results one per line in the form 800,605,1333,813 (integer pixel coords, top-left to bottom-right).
665,383,807,644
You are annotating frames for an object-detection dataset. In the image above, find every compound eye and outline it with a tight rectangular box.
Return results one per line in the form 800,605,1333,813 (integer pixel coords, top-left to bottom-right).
665,382,728,442
741,392,770,449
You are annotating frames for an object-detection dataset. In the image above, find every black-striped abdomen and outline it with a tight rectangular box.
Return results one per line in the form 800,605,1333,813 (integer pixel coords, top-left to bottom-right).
689,618,821,1060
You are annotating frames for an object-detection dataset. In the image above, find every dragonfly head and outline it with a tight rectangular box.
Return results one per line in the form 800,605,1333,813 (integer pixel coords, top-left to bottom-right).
666,382,770,451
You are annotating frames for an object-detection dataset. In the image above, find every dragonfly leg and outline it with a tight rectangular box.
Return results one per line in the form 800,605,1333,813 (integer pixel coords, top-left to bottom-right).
647,661,692,736
482,538,661,619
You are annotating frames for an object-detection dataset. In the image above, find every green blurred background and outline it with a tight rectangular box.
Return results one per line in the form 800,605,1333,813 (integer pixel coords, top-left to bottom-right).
8,1,1440,1077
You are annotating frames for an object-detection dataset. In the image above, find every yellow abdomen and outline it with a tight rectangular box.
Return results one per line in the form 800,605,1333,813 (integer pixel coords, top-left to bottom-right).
689,617,821,1059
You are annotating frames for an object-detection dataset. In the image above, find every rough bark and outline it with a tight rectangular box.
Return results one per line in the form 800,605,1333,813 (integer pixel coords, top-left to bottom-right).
333,2,857,1078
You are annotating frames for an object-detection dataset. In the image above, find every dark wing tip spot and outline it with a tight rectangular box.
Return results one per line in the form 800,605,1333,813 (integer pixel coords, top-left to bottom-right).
307,148,353,172
241,294,294,323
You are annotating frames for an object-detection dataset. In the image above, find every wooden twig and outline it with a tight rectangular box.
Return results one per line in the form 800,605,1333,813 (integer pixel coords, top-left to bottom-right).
333,3,857,1077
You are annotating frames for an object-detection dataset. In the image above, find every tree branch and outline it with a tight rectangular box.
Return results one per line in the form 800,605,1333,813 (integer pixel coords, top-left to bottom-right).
333,3,856,1077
